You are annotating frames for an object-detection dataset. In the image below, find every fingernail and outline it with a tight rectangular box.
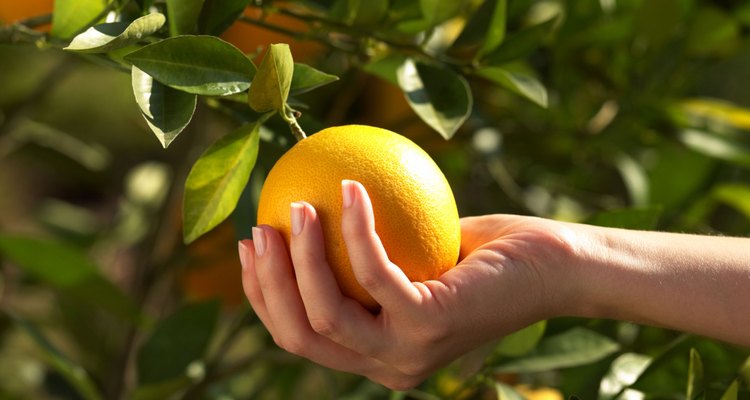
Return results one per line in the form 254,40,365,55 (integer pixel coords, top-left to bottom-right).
342,180,355,208
291,202,305,236
252,227,266,257
238,240,248,270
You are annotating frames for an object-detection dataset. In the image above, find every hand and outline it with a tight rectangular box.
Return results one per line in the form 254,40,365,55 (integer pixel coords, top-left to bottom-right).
238,180,575,390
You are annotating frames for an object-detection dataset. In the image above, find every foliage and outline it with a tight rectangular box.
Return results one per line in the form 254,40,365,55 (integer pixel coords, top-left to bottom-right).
1,0,750,398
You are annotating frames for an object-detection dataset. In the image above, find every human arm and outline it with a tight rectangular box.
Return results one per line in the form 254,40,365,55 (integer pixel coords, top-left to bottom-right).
238,180,750,389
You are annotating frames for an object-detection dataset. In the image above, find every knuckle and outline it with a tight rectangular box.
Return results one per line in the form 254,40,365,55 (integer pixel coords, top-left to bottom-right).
276,336,307,356
308,315,338,337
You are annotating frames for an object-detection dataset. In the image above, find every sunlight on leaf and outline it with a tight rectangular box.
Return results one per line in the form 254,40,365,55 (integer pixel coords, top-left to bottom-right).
248,44,294,113
65,13,165,53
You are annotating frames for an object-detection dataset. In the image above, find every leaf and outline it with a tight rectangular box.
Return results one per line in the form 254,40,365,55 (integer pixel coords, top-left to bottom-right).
363,54,407,86
290,63,339,95
720,380,739,400
476,0,507,58
14,316,103,400
183,121,264,243
166,0,205,36
598,353,651,400
0,235,142,323
132,66,197,148
495,320,547,357
482,16,557,65
137,301,220,385
712,184,750,220
585,207,662,230
613,152,650,206
64,13,166,53
495,383,525,400
133,377,192,400
679,129,750,167
198,0,251,36
397,58,472,140
494,327,620,373
52,0,108,39
248,44,294,113
124,35,256,96
687,348,704,400
476,66,547,107
419,0,465,27
331,0,389,27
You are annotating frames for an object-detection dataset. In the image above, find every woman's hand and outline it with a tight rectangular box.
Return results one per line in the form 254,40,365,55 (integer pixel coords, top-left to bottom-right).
238,180,575,390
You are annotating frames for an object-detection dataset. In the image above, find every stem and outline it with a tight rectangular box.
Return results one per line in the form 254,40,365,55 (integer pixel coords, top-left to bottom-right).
282,104,307,142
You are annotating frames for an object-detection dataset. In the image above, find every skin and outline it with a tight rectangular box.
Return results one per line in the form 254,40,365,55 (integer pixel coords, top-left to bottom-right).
238,180,750,390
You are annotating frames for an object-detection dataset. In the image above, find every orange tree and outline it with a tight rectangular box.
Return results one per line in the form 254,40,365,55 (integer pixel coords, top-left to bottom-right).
1,0,750,398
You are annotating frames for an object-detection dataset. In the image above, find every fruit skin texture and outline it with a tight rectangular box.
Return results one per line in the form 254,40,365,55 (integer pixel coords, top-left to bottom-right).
257,125,461,309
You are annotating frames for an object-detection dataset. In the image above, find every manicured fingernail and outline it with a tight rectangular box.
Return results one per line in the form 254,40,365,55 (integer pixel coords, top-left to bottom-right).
342,180,355,208
291,202,305,236
238,240,248,270
252,227,266,257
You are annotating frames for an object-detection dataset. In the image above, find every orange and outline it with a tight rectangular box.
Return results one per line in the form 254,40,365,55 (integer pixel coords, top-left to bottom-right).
0,0,53,31
256,125,461,309
221,6,325,62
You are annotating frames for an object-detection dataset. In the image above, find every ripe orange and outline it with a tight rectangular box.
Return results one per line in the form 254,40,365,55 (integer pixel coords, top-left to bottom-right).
256,125,461,309
0,0,53,31
221,6,325,62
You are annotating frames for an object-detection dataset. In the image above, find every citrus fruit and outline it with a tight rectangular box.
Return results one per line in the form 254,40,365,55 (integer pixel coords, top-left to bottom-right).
256,125,461,309
0,0,53,31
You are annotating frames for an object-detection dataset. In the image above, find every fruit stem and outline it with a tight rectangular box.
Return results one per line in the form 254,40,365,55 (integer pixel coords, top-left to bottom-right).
283,104,307,142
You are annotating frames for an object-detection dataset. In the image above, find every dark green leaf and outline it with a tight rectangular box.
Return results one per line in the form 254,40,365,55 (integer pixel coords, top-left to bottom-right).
495,320,547,357
477,0,507,58
0,235,142,323
482,17,557,65
124,35,256,96
198,0,251,36
51,0,108,39
65,13,166,53
685,6,740,57
494,327,620,373
132,66,197,148
397,58,471,139
166,0,205,36
137,301,220,384
14,316,103,400
585,207,662,230
290,63,339,95
183,121,263,243
331,0,389,27
420,0,465,27
476,66,547,107
687,348,704,400
248,43,294,113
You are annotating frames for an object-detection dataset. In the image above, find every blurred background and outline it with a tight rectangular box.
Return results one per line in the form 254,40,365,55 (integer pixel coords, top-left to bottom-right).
1,0,749,399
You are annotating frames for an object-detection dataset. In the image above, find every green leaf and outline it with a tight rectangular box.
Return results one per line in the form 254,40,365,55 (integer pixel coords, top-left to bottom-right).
687,348,704,400
679,129,750,167
495,382,525,400
720,380,739,400
495,320,547,357
482,16,557,65
166,0,205,36
494,327,620,373
0,235,142,323
614,152,650,206
137,301,220,385
290,63,339,95
64,13,166,53
248,43,294,113
476,0,507,58
183,121,264,243
476,66,547,107
198,0,251,36
14,316,103,400
363,54,407,86
585,207,662,230
132,66,197,148
133,377,192,400
712,184,750,220
598,353,651,400
420,0,465,27
124,35,256,96
331,0,389,27
397,58,472,140
52,0,108,39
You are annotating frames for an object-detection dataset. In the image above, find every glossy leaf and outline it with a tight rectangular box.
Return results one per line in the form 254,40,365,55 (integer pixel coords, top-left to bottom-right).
132,66,197,148
183,121,263,243
476,66,547,107
477,0,507,57
248,44,294,113
397,58,472,139
125,35,256,96
166,0,204,36
198,0,251,36
687,348,704,400
0,235,141,322
290,63,339,95
420,0,465,27
52,0,107,39
137,301,219,384
14,316,103,400
586,207,662,230
495,320,547,357
494,327,620,373
65,13,166,53
482,17,557,65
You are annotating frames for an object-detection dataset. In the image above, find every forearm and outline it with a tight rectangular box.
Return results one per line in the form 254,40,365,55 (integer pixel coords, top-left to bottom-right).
563,224,750,347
